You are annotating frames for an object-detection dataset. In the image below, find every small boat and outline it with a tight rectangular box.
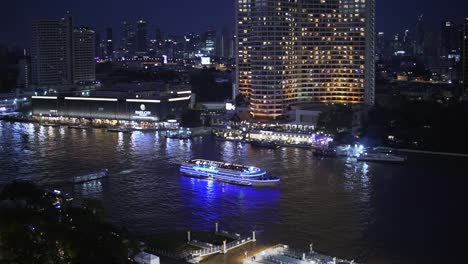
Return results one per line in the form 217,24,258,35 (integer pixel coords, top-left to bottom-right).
166,133,190,139
41,123,60,127
107,127,132,133
313,147,337,158
180,159,280,187
250,140,280,149
68,124,90,129
73,169,109,184
357,152,406,163
373,146,394,153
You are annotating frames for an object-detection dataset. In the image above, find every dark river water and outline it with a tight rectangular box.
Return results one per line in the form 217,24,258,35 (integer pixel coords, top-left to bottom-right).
0,121,466,264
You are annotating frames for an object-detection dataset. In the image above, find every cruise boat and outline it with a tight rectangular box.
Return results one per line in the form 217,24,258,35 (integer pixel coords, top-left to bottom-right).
180,159,280,186
72,169,109,184
357,152,406,163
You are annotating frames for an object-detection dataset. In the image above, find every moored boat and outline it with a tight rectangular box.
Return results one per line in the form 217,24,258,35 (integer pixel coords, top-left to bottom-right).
107,127,132,133
73,169,109,184
41,122,60,127
68,124,90,129
180,159,279,186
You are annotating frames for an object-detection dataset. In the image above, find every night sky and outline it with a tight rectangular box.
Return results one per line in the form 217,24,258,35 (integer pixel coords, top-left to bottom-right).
1,0,467,47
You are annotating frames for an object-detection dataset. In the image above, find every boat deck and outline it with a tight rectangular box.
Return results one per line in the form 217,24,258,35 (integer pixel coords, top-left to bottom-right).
183,159,262,174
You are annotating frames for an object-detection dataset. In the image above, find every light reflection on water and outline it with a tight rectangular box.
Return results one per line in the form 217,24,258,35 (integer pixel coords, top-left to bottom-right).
1,121,466,263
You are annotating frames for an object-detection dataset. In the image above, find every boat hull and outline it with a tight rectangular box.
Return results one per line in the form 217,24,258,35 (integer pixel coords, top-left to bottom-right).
107,128,132,133
180,161,279,187
68,125,90,129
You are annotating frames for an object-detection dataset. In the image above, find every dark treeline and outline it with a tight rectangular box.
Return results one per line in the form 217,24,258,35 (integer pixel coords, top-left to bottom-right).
0,181,138,264
364,96,468,153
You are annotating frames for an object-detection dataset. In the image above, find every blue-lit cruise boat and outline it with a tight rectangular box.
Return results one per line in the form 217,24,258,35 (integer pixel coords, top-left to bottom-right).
180,159,280,186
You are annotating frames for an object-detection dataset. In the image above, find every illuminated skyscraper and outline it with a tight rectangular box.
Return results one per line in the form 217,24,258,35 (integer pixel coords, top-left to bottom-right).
72,27,95,84
236,0,375,119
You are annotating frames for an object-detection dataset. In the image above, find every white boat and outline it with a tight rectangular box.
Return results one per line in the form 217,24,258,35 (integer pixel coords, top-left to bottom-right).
41,122,60,127
73,169,109,183
357,152,406,163
107,127,132,133
68,124,90,129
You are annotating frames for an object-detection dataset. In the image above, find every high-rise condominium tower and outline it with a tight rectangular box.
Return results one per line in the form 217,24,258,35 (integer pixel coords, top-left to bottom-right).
73,27,95,84
32,15,96,87
31,16,73,86
236,0,375,119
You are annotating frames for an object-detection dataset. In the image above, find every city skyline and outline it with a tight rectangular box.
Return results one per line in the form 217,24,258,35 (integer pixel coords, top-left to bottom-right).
2,0,468,47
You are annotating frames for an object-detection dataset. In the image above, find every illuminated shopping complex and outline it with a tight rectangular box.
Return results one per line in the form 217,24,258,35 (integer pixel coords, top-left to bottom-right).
236,0,376,119
31,92,191,127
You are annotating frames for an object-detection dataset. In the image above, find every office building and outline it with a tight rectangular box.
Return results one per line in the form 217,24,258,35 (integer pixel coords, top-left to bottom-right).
414,15,425,56
17,58,31,89
217,29,232,59
376,32,385,61
201,30,216,57
106,27,114,60
441,21,460,57
72,27,95,84
136,19,148,54
122,21,135,56
31,16,73,86
236,0,376,119
95,31,109,60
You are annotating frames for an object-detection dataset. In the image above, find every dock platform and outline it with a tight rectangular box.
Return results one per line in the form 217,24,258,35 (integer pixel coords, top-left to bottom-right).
244,244,356,264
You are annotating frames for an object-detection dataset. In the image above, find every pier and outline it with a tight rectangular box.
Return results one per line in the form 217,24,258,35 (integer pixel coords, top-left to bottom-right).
187,223,256,263
145,223,256,263
244,244,356,264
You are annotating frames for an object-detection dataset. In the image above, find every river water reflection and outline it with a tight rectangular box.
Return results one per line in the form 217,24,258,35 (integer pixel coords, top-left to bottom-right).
0,121,466,263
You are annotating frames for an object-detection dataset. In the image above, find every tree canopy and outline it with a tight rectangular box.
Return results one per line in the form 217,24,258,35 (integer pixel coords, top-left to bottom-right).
0,181,136,264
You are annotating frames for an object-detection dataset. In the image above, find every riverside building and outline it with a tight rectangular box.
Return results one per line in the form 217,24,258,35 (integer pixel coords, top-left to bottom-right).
236,0,376,119
31,86,192,127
